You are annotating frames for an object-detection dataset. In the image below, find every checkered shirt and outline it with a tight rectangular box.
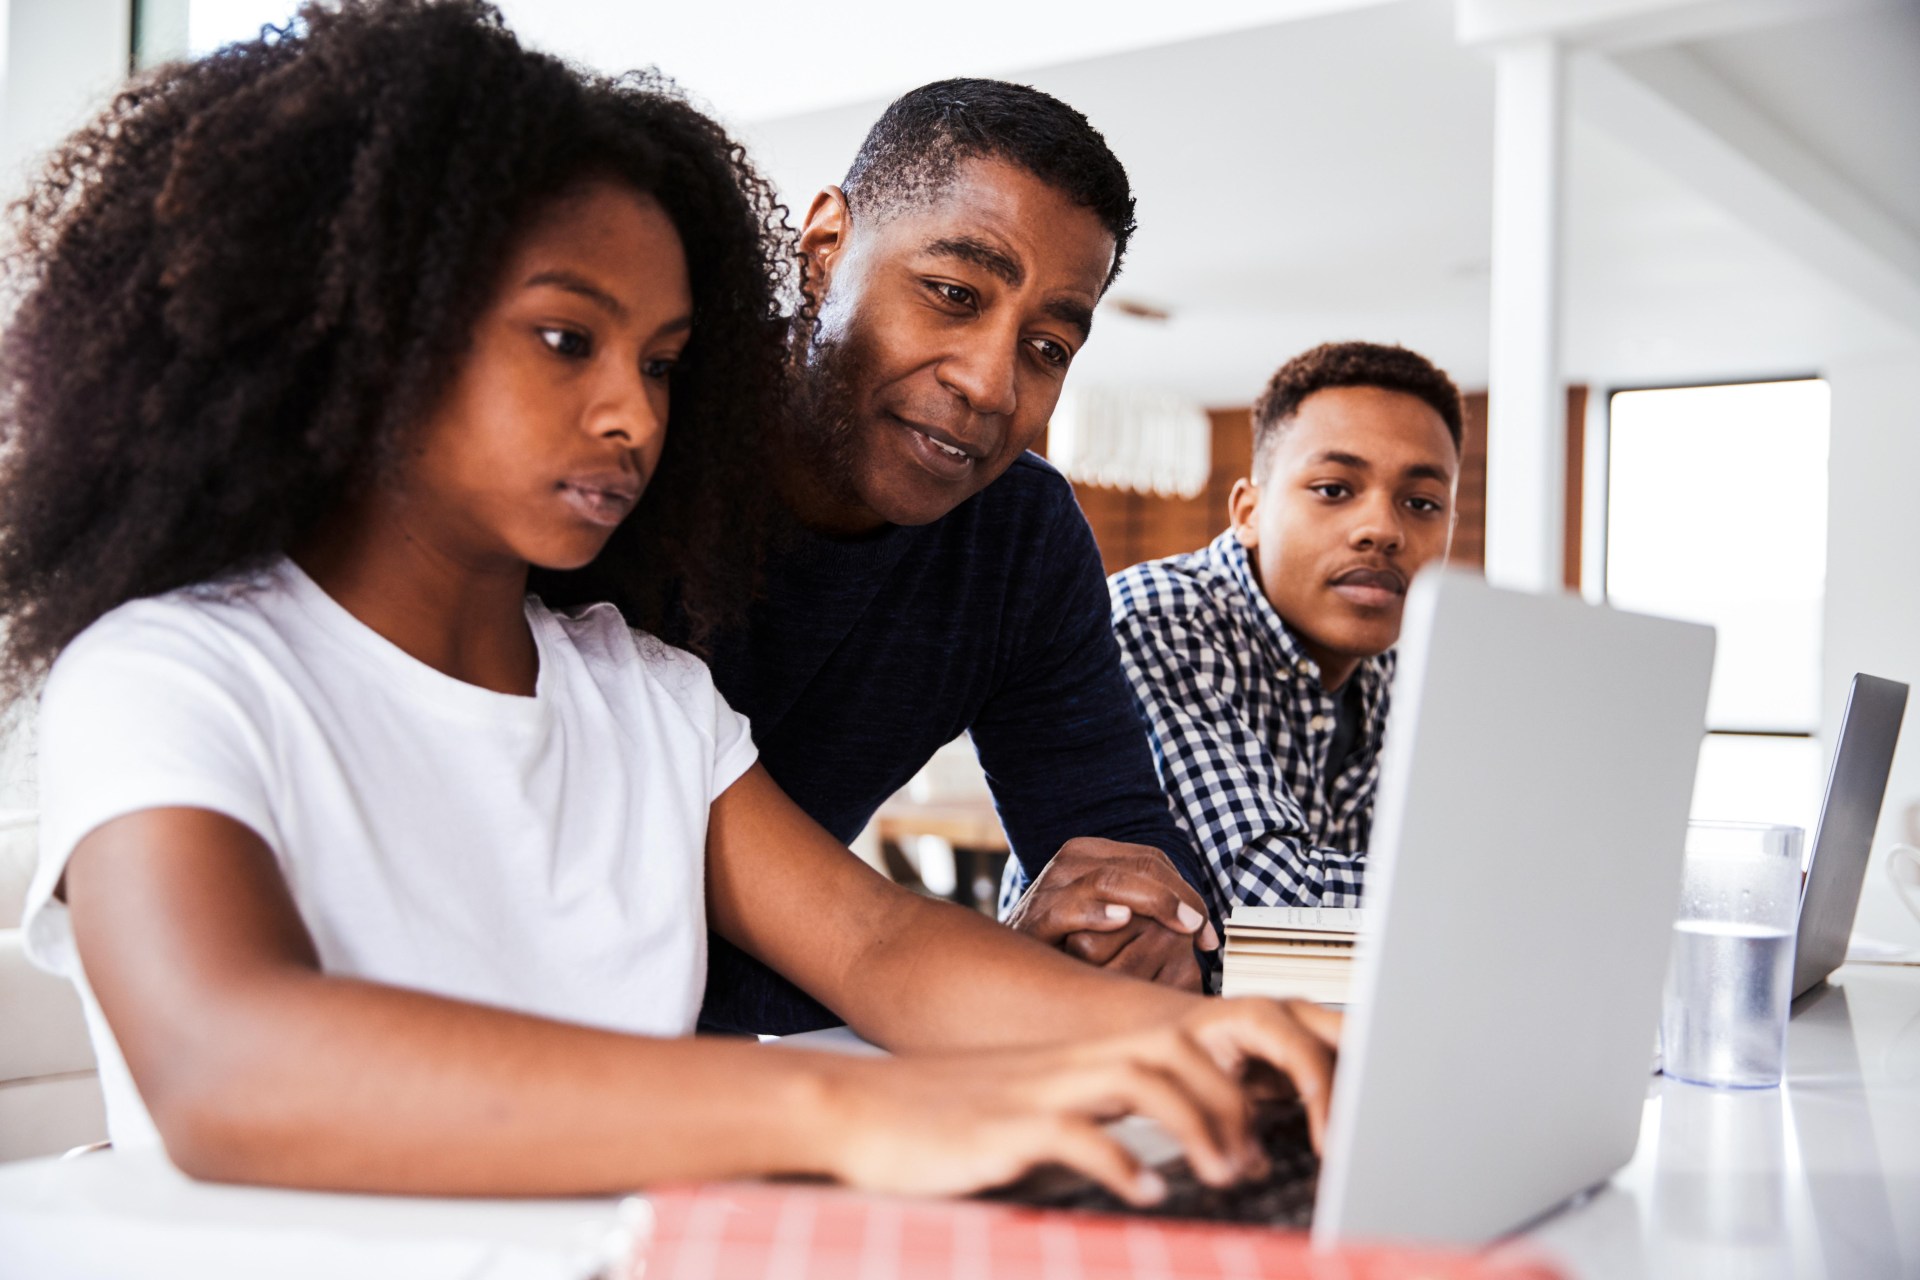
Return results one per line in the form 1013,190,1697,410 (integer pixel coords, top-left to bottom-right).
1108,531,1394,921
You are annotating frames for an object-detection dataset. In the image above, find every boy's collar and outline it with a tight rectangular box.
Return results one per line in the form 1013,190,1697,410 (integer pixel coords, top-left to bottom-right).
1208,530,1394,693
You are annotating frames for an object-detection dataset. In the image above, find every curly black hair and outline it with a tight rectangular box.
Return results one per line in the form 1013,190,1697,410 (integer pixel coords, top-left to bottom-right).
841,78,1136,289
0,0,795,698
1252,341,1464,474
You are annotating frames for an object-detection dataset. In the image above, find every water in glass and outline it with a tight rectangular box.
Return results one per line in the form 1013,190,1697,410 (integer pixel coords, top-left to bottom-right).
1661,918,1795,1088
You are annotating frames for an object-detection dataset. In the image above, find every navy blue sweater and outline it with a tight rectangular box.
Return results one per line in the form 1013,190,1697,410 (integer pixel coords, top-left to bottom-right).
686,454,1203,1035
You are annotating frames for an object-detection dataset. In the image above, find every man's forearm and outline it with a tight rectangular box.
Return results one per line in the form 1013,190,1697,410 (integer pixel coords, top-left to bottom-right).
835,889,1193,1054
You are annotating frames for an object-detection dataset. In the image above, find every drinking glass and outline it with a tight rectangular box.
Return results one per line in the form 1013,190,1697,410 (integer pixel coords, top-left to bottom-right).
1660,821,1803,1088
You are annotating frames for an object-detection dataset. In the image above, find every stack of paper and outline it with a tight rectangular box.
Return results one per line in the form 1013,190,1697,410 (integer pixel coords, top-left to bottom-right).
1221,905,1363,1005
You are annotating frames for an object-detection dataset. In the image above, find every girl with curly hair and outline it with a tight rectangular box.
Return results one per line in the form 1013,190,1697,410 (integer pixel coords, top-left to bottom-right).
5,0,1336,1201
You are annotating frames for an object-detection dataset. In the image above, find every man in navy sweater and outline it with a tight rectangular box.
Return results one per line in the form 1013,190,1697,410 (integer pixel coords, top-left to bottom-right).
691,80,1216,1034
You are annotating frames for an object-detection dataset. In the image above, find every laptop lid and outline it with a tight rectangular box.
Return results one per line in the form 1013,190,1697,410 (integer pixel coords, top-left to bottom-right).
1791,673,1909,999
1312,571,1714,1249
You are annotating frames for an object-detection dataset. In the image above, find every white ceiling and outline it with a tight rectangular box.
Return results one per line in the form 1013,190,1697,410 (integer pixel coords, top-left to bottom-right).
1561,115,1908,390
743,0,1500,399
187,0,1920,405
1677,3,1920,243
741,0,1916,402
489,0,1389,124
188,0,1391,118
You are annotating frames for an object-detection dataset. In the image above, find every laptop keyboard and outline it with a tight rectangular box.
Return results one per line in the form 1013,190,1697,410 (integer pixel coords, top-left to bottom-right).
996,1095,1319,1228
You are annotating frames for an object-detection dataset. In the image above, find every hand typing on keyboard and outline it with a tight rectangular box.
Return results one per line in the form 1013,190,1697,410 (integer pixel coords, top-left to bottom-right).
813,999,1340,1210
988,1094,1321,1227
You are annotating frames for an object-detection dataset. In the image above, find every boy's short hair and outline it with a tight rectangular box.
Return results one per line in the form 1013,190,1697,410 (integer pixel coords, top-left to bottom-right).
1251,342,1464,475
840,78,1136,289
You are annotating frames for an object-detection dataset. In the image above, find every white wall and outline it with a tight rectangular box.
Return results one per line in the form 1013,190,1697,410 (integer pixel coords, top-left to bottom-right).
1822,340,1920,948
0,0,128,804
1,0,131,203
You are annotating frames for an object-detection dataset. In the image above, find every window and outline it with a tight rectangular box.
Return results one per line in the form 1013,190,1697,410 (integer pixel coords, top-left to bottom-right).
1604,379,1831,831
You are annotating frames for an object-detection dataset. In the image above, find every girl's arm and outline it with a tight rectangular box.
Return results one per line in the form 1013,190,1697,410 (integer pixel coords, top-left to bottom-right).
706,765,1341,1183
69,779,1334,1200
711,765,1291,1053
67,806,861,1193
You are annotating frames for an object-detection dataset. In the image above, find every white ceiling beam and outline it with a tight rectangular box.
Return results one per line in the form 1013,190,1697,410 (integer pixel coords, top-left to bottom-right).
1573,46,1920,332
1458,0,1892,51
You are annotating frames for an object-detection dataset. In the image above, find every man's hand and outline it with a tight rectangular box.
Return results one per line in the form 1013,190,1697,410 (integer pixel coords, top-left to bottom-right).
1004,838,1218,991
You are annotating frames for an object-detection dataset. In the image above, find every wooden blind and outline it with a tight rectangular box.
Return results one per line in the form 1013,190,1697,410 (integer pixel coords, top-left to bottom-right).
1042,409,1251,576
1451,391,1489,570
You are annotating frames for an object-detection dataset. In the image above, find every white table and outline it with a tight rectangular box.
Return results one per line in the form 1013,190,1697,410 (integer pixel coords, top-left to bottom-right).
3,964,1916,1279
1510,963,1920,1279
0,1149,619,1279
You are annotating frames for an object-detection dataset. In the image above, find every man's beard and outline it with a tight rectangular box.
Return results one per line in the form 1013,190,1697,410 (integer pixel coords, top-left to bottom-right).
788,317,876,516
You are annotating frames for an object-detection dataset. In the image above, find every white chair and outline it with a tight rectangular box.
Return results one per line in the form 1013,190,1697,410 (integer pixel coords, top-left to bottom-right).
0,809,107,1161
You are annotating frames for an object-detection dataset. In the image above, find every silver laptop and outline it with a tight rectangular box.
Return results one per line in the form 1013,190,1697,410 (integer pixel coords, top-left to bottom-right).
1790,673,1908,1000
1309,569,1714,1246
1000,570,1716,1247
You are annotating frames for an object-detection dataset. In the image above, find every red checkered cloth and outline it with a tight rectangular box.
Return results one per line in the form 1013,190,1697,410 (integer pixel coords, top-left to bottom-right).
606,1183,1565,1280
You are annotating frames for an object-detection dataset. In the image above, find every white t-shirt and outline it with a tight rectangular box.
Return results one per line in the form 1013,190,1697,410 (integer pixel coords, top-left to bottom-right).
22,560,756,1150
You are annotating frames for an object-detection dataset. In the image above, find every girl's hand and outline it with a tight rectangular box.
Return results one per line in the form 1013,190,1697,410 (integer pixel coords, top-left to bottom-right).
815,997,1340,1206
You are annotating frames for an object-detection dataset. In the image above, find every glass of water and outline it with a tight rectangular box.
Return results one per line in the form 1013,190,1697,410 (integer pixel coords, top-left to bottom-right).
1660,821,1803,1089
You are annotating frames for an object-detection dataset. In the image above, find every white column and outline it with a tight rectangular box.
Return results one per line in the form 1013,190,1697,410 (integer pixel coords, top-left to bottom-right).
1483,37,1567,593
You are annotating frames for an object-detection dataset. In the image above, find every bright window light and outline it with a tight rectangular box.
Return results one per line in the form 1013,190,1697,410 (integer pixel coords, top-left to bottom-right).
187,0,297,54
1689,734,1825,833
1606,380,1830,733
1607,379,1831,832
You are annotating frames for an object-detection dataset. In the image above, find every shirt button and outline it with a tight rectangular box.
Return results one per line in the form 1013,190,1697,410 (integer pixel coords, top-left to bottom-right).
1309,715,1329,733
1296,659,1314,674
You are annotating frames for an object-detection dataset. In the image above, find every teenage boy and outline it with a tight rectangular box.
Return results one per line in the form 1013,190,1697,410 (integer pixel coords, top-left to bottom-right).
1109,342,1462,920
674,81,1217,1035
